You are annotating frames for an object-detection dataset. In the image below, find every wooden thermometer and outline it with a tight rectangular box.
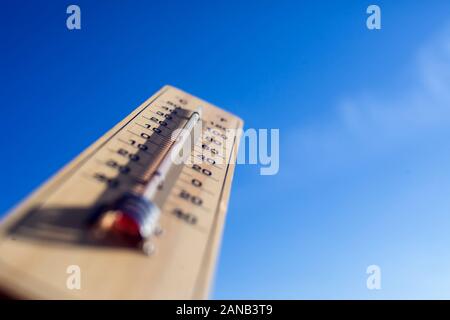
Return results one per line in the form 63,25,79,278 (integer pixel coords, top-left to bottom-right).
0,85,243,299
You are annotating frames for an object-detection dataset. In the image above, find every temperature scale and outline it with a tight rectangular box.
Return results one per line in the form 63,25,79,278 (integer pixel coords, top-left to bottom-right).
0,85,243,299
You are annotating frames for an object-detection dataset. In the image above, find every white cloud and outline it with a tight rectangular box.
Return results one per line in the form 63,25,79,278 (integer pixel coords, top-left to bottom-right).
293,24,450,175
342,25,450,142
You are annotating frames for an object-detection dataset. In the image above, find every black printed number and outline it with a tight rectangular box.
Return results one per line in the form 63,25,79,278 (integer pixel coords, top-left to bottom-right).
117,148,139,161
191,178,202,188
93,173,119,188
192,164,212,176
179,190,203,206
106,160,130,174
172,208,197,225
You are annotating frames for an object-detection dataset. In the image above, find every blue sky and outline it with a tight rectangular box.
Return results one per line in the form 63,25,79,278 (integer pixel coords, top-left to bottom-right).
2,0,450,299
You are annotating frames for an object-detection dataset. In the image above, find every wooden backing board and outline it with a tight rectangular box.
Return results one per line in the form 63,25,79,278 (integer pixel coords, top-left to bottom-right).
0,85,243,299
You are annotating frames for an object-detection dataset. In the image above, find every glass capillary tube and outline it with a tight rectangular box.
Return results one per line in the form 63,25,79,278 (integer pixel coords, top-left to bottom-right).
141,109,201,200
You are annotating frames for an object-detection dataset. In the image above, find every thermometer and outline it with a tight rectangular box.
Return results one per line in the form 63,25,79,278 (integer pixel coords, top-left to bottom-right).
0,86,243,299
